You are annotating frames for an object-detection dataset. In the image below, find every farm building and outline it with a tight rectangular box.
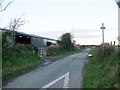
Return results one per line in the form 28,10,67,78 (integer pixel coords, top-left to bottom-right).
0,28,58,57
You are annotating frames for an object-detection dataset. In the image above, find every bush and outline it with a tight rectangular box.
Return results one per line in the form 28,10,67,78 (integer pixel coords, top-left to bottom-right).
47,45,61,56
47,44,82,56
58,33,74,51
84,47,119,88
97,43,114,60
14,43,38,54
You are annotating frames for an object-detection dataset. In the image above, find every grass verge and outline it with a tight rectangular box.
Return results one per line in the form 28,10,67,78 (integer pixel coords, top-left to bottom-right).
2,44,42,82
84,47,120,88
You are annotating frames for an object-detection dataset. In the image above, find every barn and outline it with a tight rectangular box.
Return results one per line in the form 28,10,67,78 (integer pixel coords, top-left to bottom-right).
1,28,58,57
15,31,58,57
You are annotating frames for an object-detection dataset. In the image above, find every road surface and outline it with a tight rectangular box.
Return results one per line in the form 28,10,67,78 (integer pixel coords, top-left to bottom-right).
3,48,90,89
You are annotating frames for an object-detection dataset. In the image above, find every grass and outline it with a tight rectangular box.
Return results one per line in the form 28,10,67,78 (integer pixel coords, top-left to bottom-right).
2,44,43,81
84,47,120,88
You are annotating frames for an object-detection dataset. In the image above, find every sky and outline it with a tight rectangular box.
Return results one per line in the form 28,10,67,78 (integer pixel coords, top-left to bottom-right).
0,0,119,45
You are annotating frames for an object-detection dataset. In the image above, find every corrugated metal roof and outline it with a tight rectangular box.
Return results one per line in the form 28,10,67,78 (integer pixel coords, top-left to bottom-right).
0,28,59,41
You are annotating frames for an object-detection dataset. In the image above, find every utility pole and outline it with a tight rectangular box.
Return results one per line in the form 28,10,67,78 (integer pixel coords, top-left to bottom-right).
100,23,105,59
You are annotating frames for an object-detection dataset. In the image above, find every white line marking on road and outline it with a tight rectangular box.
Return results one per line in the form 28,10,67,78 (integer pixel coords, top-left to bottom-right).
42,72,69,88
63,72,69,88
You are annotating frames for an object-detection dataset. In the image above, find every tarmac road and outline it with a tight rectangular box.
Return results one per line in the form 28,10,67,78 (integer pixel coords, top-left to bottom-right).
4,48,91,89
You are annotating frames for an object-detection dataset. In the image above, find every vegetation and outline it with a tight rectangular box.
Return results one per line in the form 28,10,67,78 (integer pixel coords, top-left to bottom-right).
97,43,114,60
84,46,120,88
47,47,82,56
47,32,82,56
2,44,42,81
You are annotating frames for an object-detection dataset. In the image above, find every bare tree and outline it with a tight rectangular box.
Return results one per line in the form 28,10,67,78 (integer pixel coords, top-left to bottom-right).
8,14,26,46
9,14,26,31
0,0,14,12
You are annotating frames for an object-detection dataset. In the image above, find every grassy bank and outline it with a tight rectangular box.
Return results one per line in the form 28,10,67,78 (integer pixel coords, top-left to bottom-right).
47,48,83,56
84,47,119,88
2,44,42,81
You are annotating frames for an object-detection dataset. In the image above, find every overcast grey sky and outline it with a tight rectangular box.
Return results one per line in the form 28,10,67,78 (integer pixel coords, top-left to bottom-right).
0,0,118,45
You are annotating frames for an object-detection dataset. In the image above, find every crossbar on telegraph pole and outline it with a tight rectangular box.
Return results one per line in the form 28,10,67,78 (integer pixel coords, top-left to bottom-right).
100,23,105,59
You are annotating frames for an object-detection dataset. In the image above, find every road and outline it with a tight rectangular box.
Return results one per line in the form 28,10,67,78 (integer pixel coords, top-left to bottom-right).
4,48,91,89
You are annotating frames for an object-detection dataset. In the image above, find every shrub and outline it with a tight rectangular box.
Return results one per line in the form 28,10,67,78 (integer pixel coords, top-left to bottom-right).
47,44,60,56
14,43,38,54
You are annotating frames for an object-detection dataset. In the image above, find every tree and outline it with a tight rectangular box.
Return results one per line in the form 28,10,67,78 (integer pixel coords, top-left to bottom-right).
10,14,26,44
9,14,26,31
58,33,74,51
0,0,14,12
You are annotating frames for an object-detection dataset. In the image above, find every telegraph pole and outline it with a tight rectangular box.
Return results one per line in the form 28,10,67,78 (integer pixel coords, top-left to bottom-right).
100,23,105,59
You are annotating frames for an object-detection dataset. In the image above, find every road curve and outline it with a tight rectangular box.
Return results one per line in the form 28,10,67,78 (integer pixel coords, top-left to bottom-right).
4,48,91,88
